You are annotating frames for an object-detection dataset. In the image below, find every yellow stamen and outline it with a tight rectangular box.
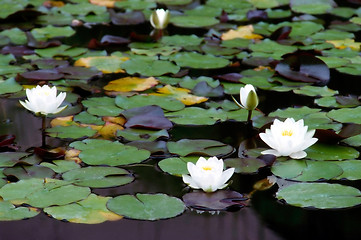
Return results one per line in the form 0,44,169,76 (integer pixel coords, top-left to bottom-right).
282,130,293,136
202,166,212,171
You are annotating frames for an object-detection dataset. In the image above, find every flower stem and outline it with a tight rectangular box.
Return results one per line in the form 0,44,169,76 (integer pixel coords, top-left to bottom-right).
41,115,47,148
247,110,252,123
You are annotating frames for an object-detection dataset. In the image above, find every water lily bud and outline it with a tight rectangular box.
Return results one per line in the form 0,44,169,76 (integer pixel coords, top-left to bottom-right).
150,9,170,30
259,118,318,159
240,84,259,110
19,85,67,116
182,156,235,193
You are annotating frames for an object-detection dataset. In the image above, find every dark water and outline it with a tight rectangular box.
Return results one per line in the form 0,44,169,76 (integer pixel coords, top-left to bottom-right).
2,99,361,240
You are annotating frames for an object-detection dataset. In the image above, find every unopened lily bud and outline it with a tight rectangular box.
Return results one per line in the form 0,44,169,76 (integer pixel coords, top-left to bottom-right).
150,9,170,30
240,84,259,110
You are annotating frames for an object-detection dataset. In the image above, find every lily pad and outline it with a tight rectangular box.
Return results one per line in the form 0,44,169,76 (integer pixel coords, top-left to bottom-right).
69,139,150,166
103,77,158,92
0,201,39,221
183,190,248,212
0,152,29,167
3,165,55,180
335,160,361,180
276,183,361,209
167,139,234,157
327,106,361,124
115,95,185,111
107,193,185,221
117,128,169,142
62,166,134,188
170,16,219,28
158,156,199,176
46,125,97,139
121,59,180,76
40,160,80,174
170,52,230,69
224,158,267,174
44,194,122,224
82,97,122,117
306,143,359,160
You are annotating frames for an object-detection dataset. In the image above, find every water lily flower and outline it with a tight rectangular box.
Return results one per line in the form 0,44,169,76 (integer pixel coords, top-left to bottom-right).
150,9,170,30
182,156,235,193
259,118,318,159
239,84,259,110
19,85,67,116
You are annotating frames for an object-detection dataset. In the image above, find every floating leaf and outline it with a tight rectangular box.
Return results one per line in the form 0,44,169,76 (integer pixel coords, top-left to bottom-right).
0,178,90,208
0,152,29,167
46,125,97,139
82,97,122,117
62,166,133,188
183,190,248,212
170,15,219,28
115,95,185,111
170,52,230,69
306,143,359,160
165,107,226,125
70,139,150,166
151,85,208,105
326,39,361,51
222,25,263,40
161,35,203,47
167,139,234,157
107,193,185,220
74,56,129,73
117,128,169,142
276,183,361,209
121,59,180,76
44,194,122,224
224,158,267,174
290,0,335,14
158,157,199,176
335,160,361,180
327,107,361,124
40,160,80,174
3,165,55,180
104,77,158,92
0,201,39,221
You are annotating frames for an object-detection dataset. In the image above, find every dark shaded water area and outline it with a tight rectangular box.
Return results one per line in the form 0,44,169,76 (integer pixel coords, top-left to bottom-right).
1,99,361,240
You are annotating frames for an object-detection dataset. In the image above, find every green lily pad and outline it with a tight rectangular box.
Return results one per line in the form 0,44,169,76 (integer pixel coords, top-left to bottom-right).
293,86,338,97
170,15,219,28
292,161,343,181
82,97,122,117
115,95,185,111
327,106,361,124
224,158,267,174
248,0,287,8
165,107,226,125
107,193,185,220
342,135,361,147
170,52,230,69
31,26,75,41
3,165,55,180
161,35,203,47
60,2,106,16
0,201,39,221
0,152,29,167
269,21,324,37
35,45,88,58
158,157,199,176
40,160,80,174
44,194,122,224
0,28,27,45
276,183,361,209
74,111,105,125
117,128,169,142
0,178,90,208
269,106,321,120
121,59,180,76
46,125,97,139
335,160,361,180
0,78,23,95
0,3,23,19
62,166,133,188
306,143,359,160
291,0,335,14
167,139,234,157
70,139,150,166
114,1,155,10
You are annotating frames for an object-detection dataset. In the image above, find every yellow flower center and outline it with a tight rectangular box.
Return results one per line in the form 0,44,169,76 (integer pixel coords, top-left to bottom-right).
202,166,212,171
281,130,293,136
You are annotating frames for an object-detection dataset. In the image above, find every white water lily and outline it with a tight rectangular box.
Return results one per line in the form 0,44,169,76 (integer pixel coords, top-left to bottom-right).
239,84,258,110
259,118,318,159
182,156,235,193
19,85,67,116
150,9,170,30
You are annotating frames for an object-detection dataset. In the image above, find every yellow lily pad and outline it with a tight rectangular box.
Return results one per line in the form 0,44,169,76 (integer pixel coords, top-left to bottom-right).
221,25,263,40
89,0,116,7
74,56,130,73
103,77,159,92
151,85,208,105
326,39,361,51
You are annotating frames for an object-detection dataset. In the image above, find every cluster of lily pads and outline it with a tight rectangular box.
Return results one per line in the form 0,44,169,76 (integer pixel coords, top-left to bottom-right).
0,0,360,224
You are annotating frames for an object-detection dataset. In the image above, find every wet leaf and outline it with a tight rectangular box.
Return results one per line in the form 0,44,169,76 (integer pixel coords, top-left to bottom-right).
165,107,226,125
306,143,359,160
0,178,91,208
167,139,234,157
117,128,169,142
171,15,219,28
46,125,97,139
224,158,267,174
222,25,263,40
3,165,55,180
161,35,203,47
74,56,129,73
82,97,122,117
104,77,158,92
0,201,39,221
62,166,133,188
115,95,185,111
70,139,150,166
151,85,208,105
276,183,361,209
0,152,29,167
291,0,335,14
40,160,80,174
107,193,185,220
121,59,180,76
170,52,230,69
183,190,248,212
335,160,361,180
44,194,122,224
327,106,361,124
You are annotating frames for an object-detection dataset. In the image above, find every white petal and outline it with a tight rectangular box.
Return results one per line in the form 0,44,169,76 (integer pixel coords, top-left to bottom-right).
219,168,234,186
290,151,307,159
182,175,200,189
261,149,281,156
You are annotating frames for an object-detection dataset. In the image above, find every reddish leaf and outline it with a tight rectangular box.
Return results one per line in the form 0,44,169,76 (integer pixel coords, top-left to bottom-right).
26,32,61,49
275,52,330,85
192,81,224,97
34,147,65,161
270,26,292,41
57,66,102,80
100,35,130,45
247,10,268,21
1,46,34,56
18,69,64,82
213,73,242,83
31,59,69,69
183,190,249,212
109,9,145,25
